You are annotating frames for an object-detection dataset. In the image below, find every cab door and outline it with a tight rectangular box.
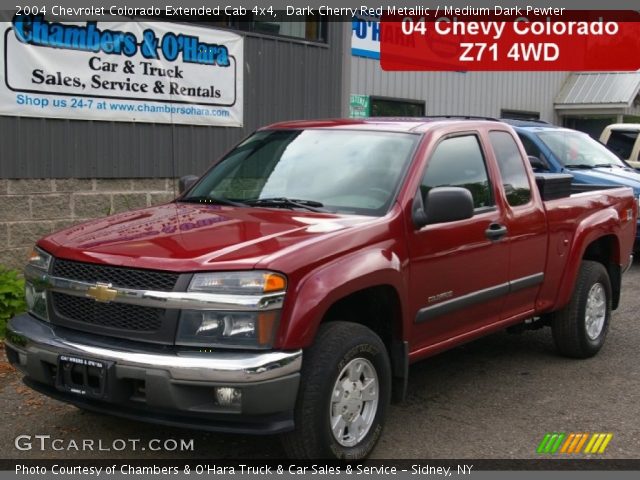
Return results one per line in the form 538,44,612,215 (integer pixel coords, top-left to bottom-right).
487,130,547,319
407,133,510,353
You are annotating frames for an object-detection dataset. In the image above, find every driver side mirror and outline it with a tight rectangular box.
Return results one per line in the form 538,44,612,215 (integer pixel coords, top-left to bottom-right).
412,187,474,229
528,155,549,171
178,175,199,195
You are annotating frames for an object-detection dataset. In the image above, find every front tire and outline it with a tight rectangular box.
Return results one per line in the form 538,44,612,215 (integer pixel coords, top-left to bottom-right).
551,260,612,358
282,322,391,459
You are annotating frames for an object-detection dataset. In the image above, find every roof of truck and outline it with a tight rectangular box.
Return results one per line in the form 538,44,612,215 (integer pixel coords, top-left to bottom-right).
603,123,640,131
263,117,503,133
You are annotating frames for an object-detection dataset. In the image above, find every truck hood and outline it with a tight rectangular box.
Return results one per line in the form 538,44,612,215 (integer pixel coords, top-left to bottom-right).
40,202,373,271
570,167,640,195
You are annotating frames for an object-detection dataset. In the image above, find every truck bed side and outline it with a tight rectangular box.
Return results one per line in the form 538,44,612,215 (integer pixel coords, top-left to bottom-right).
536,187,636,314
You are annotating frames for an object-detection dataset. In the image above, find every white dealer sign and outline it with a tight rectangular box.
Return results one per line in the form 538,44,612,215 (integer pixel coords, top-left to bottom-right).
0,17,244,126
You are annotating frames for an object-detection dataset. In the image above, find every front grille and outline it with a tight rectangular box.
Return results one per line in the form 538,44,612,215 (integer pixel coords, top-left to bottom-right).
52,293,163,332
52,259,179,291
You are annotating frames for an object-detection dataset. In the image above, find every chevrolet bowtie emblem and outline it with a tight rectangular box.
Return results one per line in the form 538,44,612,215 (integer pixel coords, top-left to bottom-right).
86,283,117,303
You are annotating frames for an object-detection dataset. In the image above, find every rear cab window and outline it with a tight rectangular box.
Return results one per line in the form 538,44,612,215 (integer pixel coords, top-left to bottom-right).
489,131,532,207
605,130,638,161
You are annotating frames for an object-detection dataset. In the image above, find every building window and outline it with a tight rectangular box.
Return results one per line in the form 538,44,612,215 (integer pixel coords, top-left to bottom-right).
501,109,540,121
562,116,615,138
370,97,425,117
194,16,326,42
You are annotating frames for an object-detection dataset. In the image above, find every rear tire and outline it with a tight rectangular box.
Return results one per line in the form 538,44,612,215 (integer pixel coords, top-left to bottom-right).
551,260,611,358
281,321,391,459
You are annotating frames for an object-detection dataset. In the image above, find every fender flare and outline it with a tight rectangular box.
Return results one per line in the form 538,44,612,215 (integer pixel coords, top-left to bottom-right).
278,247,407,350
554,207,621,310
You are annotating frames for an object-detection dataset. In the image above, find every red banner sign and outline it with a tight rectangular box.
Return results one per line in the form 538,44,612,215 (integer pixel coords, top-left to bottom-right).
380,10,640,71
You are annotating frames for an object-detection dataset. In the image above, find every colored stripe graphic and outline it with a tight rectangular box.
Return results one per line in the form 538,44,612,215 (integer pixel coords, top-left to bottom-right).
585,433,614,454
560,433,588,454
560,433,576,453
574,433,589,453
537,433,552,454
550,433,566,453
537,433,613,454
537,433,566,453
597,434,613,453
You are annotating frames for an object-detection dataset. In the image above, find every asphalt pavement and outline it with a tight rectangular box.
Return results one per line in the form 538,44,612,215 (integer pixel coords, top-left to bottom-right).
1,261,639,461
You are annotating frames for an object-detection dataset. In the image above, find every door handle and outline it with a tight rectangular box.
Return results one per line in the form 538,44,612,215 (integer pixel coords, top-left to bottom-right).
485,223,508,241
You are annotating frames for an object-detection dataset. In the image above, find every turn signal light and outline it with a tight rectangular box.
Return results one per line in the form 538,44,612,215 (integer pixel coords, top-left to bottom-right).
263,273,286,293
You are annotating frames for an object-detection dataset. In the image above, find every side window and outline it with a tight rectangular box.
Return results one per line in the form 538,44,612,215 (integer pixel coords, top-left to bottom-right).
489,131,532,206
517,133,542,159
421,135,493,209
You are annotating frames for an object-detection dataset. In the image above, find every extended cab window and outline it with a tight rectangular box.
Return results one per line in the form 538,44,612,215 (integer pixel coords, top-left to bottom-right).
489,131,531,206
421,135,493,209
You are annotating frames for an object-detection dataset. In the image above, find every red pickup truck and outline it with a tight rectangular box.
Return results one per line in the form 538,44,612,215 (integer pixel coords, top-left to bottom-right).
6,119,637,459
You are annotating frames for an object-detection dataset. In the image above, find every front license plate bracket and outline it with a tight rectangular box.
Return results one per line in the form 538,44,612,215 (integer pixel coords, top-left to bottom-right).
55,354,112,399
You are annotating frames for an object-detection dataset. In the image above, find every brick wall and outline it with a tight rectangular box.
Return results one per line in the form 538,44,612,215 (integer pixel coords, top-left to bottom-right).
0,178,177,270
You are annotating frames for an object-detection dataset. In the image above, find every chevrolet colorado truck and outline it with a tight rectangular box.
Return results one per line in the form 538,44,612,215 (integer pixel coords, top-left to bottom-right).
5,119,637,459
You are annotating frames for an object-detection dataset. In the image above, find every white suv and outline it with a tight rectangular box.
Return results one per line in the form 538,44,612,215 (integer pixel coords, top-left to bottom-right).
600,124,640,170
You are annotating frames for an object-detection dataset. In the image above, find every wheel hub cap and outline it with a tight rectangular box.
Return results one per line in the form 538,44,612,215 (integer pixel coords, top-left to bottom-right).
329,357,379,447
585,282,606,341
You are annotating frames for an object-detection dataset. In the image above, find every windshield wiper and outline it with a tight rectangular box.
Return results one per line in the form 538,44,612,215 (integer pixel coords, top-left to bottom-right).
245,197,326,212
178,195,248,207
592,163,623,169
564,164,595,169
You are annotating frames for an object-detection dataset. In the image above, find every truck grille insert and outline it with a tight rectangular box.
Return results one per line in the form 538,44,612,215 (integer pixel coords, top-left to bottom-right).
52,293,164,332
52,259,179,291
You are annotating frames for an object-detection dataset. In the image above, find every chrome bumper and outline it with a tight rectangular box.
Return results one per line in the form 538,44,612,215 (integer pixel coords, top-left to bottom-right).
623,254,634,275
6,314,302,383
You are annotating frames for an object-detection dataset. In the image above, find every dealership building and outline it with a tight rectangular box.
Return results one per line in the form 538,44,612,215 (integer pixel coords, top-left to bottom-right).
1,15,639,269
349,17,640,132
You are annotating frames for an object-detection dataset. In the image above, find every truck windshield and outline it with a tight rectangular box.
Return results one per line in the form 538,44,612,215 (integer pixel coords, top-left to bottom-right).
183,129,418,216
537,130,628,169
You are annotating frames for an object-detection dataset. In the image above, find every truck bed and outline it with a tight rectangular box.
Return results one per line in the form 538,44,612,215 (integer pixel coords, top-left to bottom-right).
537,186,636,314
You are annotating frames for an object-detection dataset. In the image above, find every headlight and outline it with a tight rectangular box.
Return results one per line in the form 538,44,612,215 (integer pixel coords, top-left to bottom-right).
177,271,286,348
25,281,48,321
188,271,286,295
25,246,52,321
27,246,52,271
176,311,279,349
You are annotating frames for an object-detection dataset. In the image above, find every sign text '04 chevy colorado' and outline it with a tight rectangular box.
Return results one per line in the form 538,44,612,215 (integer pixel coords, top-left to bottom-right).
5,119,637,459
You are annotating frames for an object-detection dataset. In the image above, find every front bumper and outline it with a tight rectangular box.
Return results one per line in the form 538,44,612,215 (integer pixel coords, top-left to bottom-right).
5,314,302,434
